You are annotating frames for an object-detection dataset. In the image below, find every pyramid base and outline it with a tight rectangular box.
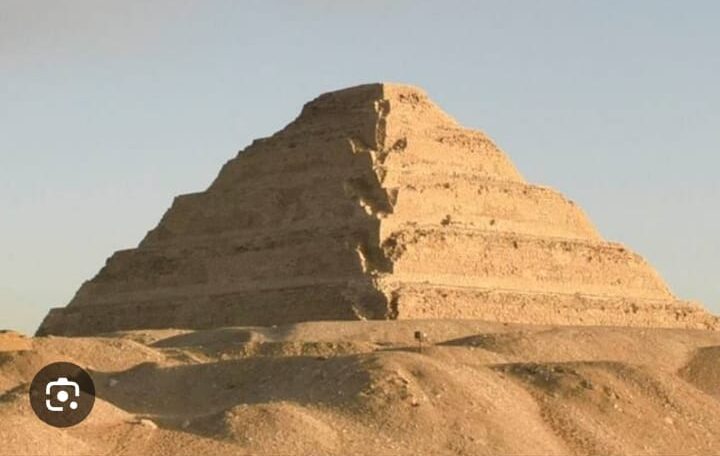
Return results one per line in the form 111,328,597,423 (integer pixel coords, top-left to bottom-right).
37,282,718,336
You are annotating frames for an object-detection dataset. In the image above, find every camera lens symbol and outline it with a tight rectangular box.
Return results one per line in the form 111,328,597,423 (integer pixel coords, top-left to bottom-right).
29,362,95,428
56,390,78,410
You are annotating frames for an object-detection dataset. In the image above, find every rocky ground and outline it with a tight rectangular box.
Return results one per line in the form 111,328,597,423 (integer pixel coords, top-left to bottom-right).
2,320,720,455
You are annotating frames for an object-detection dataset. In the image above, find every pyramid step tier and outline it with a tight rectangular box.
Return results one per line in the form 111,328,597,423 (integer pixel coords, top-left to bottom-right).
76,223,672,311
71,226,382,307
38,280,389,336
379,133,524,183
388,282,717,330
37,281,716,337
383,227,673,300
145,173,598,246
385,176,599,240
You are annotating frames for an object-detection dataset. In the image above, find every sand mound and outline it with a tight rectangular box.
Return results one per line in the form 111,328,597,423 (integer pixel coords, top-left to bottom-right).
195,402,342,455
3,320,720,455
0,331,31,352
679,346,720,399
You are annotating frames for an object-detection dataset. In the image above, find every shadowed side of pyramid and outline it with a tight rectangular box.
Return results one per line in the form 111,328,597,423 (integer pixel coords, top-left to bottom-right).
38,84,400,335
37,83,718,336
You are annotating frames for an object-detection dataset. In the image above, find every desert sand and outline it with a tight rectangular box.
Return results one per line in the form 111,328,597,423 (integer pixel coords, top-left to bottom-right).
2,83,718,455
3,321,720,455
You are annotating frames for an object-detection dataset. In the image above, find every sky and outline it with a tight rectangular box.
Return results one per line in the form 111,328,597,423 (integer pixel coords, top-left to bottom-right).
1,0,718,335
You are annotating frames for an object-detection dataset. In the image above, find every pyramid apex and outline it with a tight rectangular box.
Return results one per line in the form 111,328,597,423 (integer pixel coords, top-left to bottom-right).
300,82,431,111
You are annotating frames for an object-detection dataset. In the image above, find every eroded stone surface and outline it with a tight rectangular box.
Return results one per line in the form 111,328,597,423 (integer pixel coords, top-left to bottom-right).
37,83,718,335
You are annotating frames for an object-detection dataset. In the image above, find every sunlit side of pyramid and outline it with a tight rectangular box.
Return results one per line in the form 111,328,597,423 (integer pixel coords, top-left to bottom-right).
37,83,717,336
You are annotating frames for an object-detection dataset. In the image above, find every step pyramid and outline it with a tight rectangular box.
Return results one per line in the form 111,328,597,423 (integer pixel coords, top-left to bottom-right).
37,83,717,336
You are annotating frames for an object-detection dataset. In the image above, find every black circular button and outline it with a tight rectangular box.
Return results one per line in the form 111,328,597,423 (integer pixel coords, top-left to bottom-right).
29,362,95,428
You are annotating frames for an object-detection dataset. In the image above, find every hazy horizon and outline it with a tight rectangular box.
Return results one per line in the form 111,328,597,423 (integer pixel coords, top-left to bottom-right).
2,1,718,335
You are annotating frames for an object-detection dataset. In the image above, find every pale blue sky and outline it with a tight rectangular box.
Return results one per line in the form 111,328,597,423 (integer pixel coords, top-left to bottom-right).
1,0,718,335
